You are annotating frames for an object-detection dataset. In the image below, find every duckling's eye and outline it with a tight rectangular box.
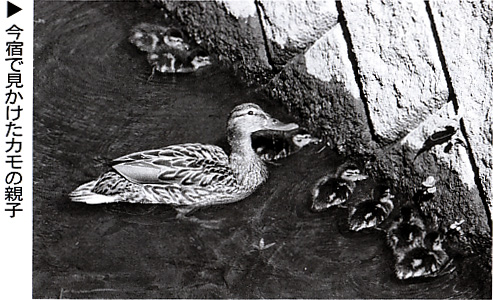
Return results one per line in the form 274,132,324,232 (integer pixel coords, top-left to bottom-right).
247,111,254,115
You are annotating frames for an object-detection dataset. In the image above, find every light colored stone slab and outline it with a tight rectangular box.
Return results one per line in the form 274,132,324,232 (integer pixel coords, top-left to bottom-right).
400,101,490,233
258,0,338,49
304,24,360,100
343,0,448,143
217,0,257,19
429,0,493,213
401,102,475,189
256,0,338,66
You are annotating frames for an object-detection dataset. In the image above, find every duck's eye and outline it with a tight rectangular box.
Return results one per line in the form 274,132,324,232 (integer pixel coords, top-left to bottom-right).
247,111,254,115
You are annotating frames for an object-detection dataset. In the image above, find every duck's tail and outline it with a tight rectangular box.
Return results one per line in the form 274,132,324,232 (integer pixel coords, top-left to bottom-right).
69,180,119,204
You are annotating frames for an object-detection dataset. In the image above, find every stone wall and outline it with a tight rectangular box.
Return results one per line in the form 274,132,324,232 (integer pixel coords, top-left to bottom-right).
147,0,491,257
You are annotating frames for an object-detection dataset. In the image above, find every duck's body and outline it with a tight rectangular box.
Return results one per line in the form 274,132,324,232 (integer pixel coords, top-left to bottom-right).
252,130,320,162
394,231,453,280
348,185,394,231
311,164,368,212
387,206,426,257
129,23,211,74
70,103,298,215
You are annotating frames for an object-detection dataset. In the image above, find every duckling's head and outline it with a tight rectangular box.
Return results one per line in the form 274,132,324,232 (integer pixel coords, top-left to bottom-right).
372,185,394,203
227,103,299,147
424,231,444,250
337,164,368,182
189,49,212,70
291,133,321,148
163,28,189,51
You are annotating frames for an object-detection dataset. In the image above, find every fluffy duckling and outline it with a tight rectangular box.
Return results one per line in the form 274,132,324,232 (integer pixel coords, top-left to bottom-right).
386,206,426,256
129,23,189,53
348,185,394,231
129,23,211,75
252,129,321,162
394,231,454,280
311,164,368,212
147,48,211,74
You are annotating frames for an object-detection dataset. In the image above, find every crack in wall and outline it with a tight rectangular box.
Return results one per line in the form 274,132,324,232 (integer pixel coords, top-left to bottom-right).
424,1,491,230
253,0,278,73
336,1,378,143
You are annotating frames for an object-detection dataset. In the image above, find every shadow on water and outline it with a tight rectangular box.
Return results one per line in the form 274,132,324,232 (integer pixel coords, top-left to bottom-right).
33,1,490,298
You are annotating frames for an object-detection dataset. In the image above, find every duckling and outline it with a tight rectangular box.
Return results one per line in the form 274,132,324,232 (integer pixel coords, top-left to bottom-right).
348,185,395,231
69,103,299,220
147,47,211,74
129,23,189,53
129,23,211,76
311,164,368,212
394,231,454,280
386,206,426,256
252,129,321,163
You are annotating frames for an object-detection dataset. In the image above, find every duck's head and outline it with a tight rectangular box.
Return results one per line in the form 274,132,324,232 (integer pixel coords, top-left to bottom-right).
337,164,368,182
227,103,298,146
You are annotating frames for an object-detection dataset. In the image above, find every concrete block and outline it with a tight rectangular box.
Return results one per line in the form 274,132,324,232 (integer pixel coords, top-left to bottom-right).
257,0,339,67
429,0,493,215
342,0,448,143
401,102,489,235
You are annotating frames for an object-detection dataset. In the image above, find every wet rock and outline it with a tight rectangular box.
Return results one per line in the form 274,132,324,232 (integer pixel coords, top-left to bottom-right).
266,24,372,155
400,102,489,236
429,0,493,218
342,0,448,143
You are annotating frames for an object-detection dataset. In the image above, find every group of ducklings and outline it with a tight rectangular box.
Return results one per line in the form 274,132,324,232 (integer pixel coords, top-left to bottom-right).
128,23,212,77
388,177,456,280
69,96,456,280
310,167,456,280
310,163,394,231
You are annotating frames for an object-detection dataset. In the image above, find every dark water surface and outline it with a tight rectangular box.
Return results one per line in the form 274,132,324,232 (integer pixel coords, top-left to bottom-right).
33,1,490,298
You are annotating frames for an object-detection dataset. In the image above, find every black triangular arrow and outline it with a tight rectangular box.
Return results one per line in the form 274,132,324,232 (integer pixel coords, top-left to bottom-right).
7,1,22,18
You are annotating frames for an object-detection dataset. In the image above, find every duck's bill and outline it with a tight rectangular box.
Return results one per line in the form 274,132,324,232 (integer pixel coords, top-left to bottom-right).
266,119,299,131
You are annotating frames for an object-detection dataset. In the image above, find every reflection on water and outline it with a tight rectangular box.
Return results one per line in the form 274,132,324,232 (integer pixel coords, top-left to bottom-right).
33,1,490,298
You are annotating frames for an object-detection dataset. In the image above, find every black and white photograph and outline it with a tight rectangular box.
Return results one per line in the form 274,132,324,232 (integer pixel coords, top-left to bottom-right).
5,0,492,298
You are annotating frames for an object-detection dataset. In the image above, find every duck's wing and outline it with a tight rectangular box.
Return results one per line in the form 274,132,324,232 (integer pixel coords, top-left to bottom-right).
111,143,235,186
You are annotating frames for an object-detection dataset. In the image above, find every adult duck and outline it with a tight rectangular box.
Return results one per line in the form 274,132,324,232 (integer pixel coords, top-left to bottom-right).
310,163,368,212
69,103,298,218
